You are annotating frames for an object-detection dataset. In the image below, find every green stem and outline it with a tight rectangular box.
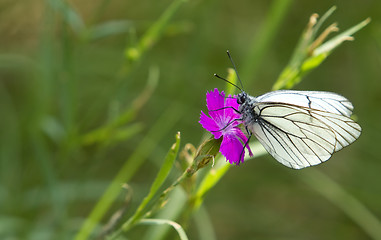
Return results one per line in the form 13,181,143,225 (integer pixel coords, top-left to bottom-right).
109,168,190,239
75,104,182,240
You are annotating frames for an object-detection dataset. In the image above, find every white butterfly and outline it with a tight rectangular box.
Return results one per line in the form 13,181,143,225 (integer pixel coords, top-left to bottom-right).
237,90,361,169
217,51,361,169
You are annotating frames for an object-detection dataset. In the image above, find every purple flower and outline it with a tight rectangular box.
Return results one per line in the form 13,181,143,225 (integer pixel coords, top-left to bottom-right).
199,88,253,165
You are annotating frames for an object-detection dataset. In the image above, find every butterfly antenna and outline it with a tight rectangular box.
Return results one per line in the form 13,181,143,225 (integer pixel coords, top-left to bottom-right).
214,73,242,91
226,50,244,90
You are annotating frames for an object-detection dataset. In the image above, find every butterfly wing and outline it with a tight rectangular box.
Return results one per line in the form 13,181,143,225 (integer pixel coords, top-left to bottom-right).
249,91,361,169
255,90,354,117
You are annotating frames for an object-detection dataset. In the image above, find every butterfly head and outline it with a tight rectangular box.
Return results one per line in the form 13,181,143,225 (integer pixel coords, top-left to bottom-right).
237,91,247,105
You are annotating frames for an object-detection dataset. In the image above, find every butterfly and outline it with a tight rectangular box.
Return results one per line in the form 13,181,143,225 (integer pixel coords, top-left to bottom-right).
216,51,361,169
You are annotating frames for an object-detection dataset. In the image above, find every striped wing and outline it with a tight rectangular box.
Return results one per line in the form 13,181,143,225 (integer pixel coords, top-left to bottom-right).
250,91,361,169
255,90,354,117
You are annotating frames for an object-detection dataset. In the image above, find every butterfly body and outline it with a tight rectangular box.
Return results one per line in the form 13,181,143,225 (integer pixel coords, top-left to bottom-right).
238,91,259,125
237,90,361,169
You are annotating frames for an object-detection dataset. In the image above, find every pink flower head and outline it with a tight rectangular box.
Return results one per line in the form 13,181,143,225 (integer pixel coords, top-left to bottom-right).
199,88,253,165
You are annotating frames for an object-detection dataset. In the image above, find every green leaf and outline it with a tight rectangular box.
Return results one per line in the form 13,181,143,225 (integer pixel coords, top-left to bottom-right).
225,68,238,95
121,132,181,232
310,6,337,41
75,103,182,240
314,17,371,56
138,219,189,240
80,66,159,146
125,0,187,63
273,8,370,91
83,20,133,41
286,6,336,70
142,188,187,240
301,53,327,72
272,66,300,91
47,0,85,33
81,123,143,146
188,136,222,174
193,141,267,210
193,163,231,209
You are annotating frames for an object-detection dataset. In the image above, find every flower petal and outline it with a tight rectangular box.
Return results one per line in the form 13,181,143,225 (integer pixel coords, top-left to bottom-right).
206,88,225,111
200,88,252,165
235,127,253,157
220,133,245,165
206,88,225,121
225,94,240,115
199,111,222,139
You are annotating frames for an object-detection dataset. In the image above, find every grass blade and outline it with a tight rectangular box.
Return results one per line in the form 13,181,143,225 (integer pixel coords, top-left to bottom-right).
139,218,189,240
119,132,181,233
273,11,370,90
125,0,187,63
314,17,371,56
47,0,85,33
193,141,267,210
75,103,182,240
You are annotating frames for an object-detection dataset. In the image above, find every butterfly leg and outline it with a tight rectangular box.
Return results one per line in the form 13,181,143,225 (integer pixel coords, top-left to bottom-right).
210,118,242,133
238,126,252,164
209,106,241,114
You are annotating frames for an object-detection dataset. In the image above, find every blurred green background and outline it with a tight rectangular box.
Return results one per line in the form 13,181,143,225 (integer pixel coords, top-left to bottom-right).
1,0,380,239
